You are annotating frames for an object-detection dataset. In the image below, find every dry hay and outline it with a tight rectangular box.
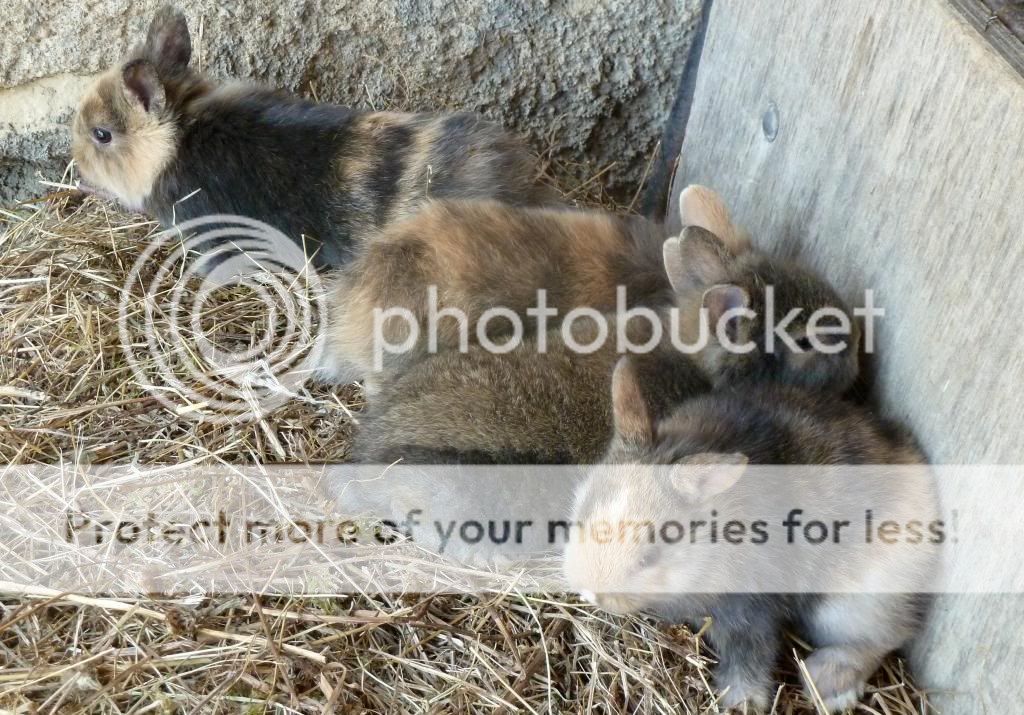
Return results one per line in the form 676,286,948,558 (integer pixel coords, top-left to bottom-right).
0,189,934,713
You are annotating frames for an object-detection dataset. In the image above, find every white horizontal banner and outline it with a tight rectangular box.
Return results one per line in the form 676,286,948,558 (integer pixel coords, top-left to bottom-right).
0,464,1011,595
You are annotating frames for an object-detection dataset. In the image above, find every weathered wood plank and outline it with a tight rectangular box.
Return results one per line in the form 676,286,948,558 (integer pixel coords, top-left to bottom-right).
948,0,1024,76
669,1,1024,711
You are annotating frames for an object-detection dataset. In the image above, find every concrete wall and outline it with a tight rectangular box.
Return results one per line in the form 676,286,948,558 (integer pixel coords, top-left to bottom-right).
0,0,702,203
668,0,1024,711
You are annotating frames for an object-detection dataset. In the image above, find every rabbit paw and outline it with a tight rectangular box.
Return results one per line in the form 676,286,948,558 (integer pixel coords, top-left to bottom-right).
718,676,770,713
802,647,869,712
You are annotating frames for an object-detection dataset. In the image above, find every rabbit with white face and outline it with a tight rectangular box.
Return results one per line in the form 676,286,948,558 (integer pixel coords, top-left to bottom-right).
71,6,550,268
565,358,938,712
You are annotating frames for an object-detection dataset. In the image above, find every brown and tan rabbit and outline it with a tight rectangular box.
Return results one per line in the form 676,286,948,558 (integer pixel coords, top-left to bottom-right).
565,357,939,712
71,5,551,268
322,199,673,383
351,316,709,464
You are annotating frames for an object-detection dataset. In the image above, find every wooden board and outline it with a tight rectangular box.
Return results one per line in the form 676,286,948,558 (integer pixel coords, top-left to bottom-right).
949,0,1024,76
668,0,1024,711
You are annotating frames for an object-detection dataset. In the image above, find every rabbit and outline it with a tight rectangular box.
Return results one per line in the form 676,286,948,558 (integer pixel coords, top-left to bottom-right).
322,199,674,383
70,5,551,268
351,315,709,465
563,357,939,712
320,185,860,394
662,222,860,395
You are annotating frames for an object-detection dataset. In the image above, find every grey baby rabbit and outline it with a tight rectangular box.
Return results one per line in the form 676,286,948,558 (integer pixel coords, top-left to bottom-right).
564,358,939,712
71,6,550,268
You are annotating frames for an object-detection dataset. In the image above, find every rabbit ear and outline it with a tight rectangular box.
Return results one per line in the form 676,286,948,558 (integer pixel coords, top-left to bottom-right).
665,226,733,294
611,357,653,445
145,5,192,73
678,185,750,253
702,284,751,339
662,236,686,293
122,59,166,113
670,452,748,501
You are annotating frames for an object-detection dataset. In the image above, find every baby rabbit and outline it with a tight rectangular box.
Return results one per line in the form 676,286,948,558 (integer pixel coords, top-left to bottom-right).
323,185,860,394
564,358,938,712
71,6,550,267
351,317,708,464
663,223,860,394
324,199,674,382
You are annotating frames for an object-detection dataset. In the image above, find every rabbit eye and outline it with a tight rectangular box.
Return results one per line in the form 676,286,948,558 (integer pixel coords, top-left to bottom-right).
91,128,112,144
794,336,814,352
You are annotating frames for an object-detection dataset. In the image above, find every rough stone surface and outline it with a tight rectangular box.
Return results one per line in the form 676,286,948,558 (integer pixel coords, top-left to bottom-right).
0,0,701,203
